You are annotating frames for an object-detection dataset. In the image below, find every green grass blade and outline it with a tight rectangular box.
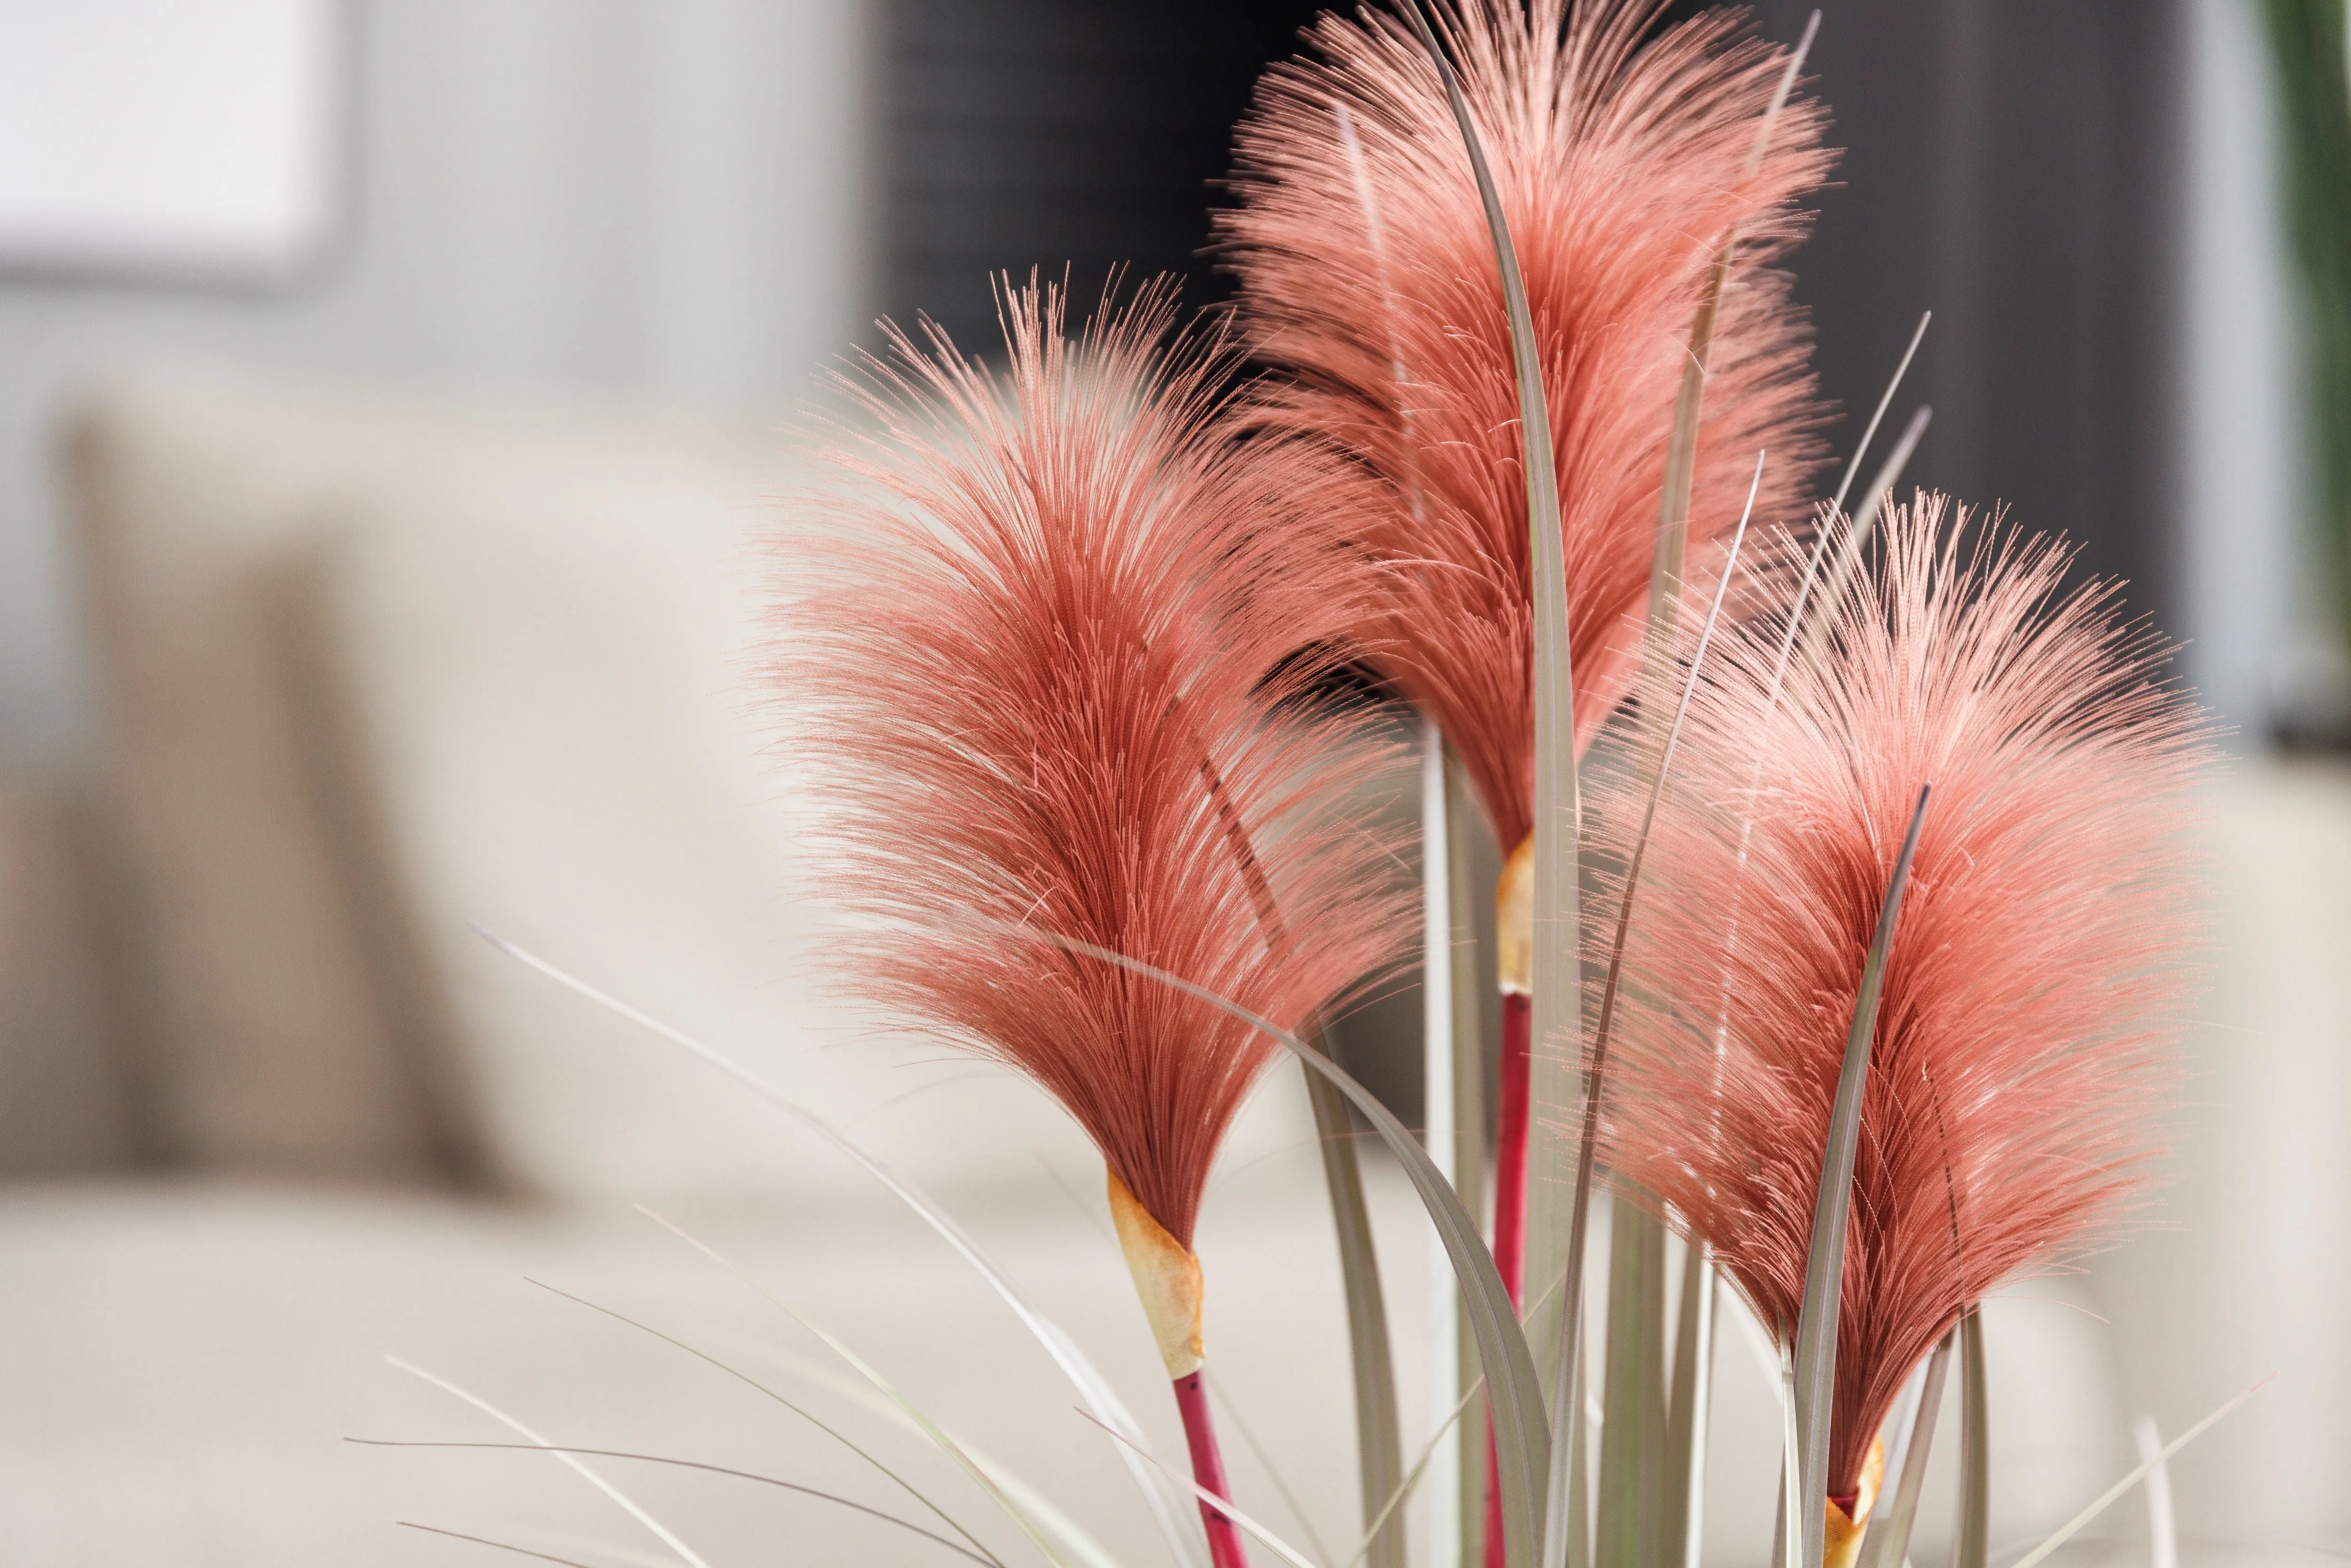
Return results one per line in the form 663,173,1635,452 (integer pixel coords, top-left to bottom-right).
1550,472,1758,1568
1595,1201,1668,1568
1026,926,1551,1568
1563,1390,1589,1568
1777,1345,1803,1568
1617,21,1811,1546
476,928,1202,1568
1353,1265,1579,1568
1446,748,1491,1568
1823,313,1929,527
2132,1416,2179,1568
385,1355,714,1568
1302,1058,1407,1568
1660,1245,1715,1568
1856,1329,1952,1568
1420,718,1465,1568
1792,785,1932,1568
356,1441,994,1565
1799,403,1932,671
1587,461,1758,1568
1769,312,1930,696
1392,7,1581,1434
398,1522,609,1568
1081,1413,1326,1568
1831,403,1930,581
712,1335,1130,1568
1350,1379,1486,1568
1956,1308,1989,1568
1195,702,1403,1568
1644,7,1817,665
2007,1379,2268,1568
638,1208,1070,1568
525,1278,1001,1566
1646,262,1719,650
1207,1367,1339,1567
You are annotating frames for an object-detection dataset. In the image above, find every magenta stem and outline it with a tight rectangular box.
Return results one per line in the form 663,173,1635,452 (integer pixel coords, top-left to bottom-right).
1173,1370,1251,1568
1491,989,1533,1307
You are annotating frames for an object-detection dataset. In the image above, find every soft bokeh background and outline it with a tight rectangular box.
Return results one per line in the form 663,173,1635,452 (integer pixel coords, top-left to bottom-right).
0,3,2341,1566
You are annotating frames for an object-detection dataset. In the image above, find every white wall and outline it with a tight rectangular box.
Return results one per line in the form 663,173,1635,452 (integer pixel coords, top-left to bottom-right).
0,0,876,759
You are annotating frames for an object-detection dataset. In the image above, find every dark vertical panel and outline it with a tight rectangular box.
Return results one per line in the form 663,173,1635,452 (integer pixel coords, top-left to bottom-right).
1752,0,2187,633
880,0,1327,352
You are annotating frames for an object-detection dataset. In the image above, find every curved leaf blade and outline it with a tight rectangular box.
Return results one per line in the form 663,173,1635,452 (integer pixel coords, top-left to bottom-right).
1792,785,1933,1568
2008,1379,2267,1568
1392,12,1581,1473
385,1356,713,1568
1856,1329,1952,1568
1023,926,1551,1568
474,927,1204,1568
1956,1307,1989,1568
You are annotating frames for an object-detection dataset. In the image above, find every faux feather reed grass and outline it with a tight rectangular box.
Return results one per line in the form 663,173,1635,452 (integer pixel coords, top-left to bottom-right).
1216,2,1834,1400
1588,495,2213,1562
1220,0,1830,858
1221,10,1831,1563
384,7,2249,1568
774,279,1412,1568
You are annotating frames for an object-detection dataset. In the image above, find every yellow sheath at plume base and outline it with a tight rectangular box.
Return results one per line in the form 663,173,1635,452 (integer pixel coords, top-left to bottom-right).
1109,1170,1205,1379
1822,1437,1886,1568
1497,831,1534,995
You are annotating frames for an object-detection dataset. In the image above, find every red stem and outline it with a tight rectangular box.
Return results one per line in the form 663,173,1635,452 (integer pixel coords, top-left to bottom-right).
1173,1371,1251,1568
1483,989,1533,1568
1491,990,1533,1308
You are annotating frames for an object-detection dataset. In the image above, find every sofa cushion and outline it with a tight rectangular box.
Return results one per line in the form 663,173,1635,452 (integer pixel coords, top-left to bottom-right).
0,1170,1429,1568
295,410,1336,1202
68,371,461,1179
0,772,138,1174
0,1174,2130,1568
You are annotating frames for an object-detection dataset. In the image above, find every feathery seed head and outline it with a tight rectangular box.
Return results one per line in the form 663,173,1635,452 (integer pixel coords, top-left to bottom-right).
773,280,1411,1248
1220,0,1833,845
1593,493,2212,1497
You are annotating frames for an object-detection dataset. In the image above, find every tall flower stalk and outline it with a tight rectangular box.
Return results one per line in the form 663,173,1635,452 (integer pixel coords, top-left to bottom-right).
1220,0,1828,1312
1590,496,2211,1568
777,282,1410,1568
1222,6,1829,1558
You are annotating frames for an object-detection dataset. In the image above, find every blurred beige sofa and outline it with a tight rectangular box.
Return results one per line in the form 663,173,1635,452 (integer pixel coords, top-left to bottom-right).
0,369,2335,1566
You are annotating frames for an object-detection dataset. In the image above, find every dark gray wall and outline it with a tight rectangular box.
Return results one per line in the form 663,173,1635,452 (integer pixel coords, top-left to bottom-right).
886,1,2189,631
1750,0,2188,636
881,0,1327,351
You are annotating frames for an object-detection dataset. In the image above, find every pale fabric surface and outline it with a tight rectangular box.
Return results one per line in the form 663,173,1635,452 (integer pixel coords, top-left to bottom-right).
0,1170,2129,1568
0,773,135,1173
0,1161,1432,1568
291,409,1321,1201
2086,760,2351,1554
68,371,460,1179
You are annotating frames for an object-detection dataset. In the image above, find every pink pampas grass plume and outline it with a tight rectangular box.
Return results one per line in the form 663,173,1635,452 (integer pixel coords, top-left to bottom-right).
1219,15,1835,1425
1592,493,2210,1507
772,279,1410,1568
1218,0,1832,854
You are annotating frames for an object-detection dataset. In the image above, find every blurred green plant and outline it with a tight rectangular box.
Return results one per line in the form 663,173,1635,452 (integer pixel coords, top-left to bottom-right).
2264,0,2351,701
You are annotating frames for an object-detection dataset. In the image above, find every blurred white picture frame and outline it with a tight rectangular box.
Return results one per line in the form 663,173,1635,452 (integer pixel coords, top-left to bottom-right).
0,0,347,288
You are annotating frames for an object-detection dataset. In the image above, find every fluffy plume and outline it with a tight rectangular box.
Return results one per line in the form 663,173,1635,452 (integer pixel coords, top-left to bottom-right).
1218,0,1832,845
1592,494,2210,1497
773,280,1409,1248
